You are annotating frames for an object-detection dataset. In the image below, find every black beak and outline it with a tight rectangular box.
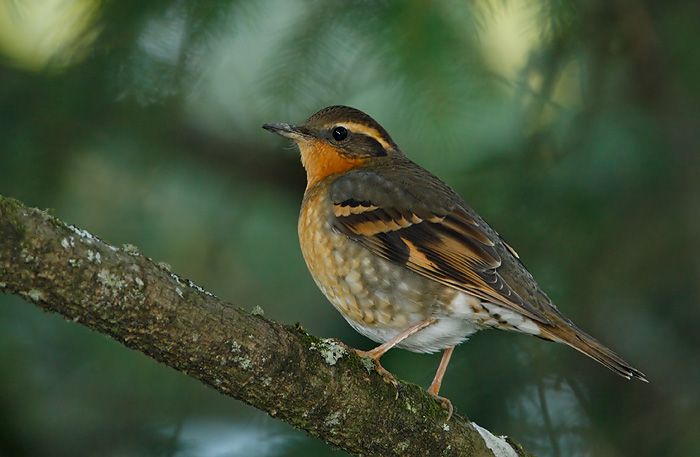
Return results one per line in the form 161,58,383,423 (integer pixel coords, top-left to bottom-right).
261,123,307,140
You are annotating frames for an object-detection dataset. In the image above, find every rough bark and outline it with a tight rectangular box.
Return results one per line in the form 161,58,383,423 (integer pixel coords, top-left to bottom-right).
0,195,533,457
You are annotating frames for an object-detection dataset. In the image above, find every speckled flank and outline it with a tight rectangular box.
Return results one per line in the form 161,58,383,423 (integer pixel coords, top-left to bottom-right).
299,182,540,354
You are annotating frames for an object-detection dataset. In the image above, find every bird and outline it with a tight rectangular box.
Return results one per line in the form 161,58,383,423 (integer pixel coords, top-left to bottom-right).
262,105,647,418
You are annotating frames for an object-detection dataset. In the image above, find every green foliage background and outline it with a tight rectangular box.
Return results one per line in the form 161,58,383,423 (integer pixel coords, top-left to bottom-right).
1,1,698,456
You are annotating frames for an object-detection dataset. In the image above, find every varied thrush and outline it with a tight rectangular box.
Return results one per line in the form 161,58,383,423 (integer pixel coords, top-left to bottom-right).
263,105,646,418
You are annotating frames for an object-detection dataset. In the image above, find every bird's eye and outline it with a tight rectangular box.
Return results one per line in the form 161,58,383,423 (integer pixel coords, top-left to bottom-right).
332,126,348,141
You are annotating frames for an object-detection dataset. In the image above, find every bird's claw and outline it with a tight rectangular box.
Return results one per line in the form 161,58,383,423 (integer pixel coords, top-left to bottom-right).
429,393,453,422
354,348,400,394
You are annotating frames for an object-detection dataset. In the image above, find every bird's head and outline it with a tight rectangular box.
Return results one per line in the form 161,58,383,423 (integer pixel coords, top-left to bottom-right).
263,105,400,189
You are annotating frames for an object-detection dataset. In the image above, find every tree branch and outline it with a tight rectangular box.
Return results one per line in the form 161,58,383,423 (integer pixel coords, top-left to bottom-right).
0,195,532,457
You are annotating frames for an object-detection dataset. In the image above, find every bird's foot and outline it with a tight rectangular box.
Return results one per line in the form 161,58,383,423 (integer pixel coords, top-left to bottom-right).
354,348,399,392
427,387,453,421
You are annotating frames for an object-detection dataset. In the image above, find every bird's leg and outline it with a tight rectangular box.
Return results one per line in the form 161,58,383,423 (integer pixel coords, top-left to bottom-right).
363,318,438,359
355,318,437,386
427,346,455,421
427,345,454,396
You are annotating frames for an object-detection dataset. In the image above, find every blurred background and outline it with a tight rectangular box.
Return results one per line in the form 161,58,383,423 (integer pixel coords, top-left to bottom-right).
1,0,698,456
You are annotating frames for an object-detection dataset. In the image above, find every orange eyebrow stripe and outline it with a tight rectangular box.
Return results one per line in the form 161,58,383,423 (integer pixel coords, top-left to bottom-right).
334,122,394,151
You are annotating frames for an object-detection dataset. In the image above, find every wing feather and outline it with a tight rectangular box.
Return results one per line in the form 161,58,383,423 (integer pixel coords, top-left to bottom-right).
330,171,551,324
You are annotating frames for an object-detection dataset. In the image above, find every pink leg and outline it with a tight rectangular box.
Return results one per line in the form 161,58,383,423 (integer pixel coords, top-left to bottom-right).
427,346,454,396
360,318,437,360
427,346,455,421
354,318,437,387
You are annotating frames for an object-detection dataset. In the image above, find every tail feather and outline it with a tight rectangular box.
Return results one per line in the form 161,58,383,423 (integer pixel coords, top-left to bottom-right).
539,323,648,382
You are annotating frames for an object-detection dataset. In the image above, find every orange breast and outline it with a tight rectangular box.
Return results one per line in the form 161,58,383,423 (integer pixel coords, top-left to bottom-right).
298,139,365,190
298,184,431,330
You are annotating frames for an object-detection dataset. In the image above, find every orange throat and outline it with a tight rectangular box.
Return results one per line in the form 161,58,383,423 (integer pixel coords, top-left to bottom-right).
298,139,366,189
